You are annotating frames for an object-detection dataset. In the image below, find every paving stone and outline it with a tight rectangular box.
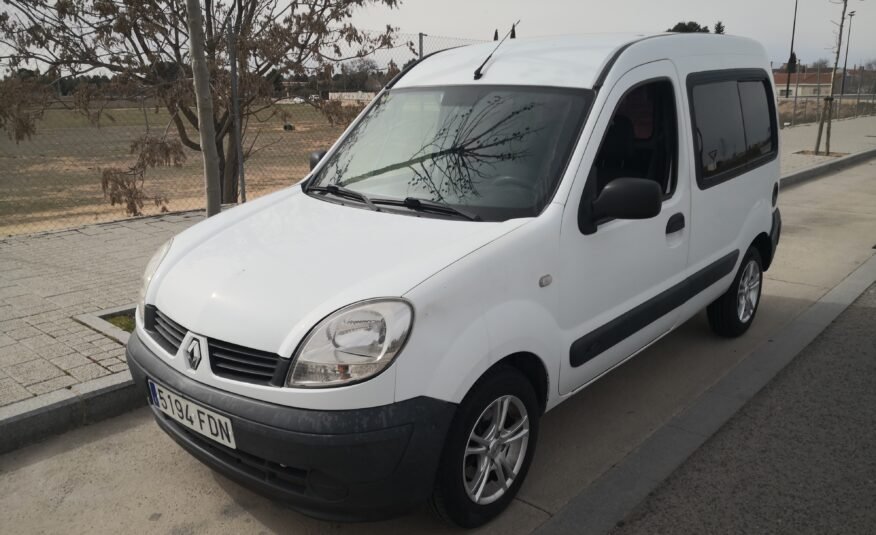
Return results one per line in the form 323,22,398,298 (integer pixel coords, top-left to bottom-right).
106,363,130,373
75,345,102,357
67,363,110,382
26,375,77,396
0,285,29,299
91,352,118,363
6,325,42,340
0,334,15,348
0,378,32,406
50,354,93,370
97,357,124,367
19,334,58,350
0,306,15,321
97,340,122,351
3,359,64,386
34,343,75,359
0,344,40,369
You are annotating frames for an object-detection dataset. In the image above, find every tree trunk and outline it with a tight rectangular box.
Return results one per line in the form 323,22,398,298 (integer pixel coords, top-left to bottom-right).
184,0,222,216
222,135,239,203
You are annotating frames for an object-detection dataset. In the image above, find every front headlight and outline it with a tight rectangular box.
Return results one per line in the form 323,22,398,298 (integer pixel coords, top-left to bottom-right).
287,299,413,388
137,238,173,321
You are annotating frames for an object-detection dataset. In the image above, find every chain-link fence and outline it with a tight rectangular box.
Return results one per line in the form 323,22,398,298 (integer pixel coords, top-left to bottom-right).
778,93,876,127
0,32,484,237
776,68,876,127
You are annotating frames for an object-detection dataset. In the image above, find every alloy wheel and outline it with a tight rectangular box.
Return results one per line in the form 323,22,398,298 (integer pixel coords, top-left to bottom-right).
463,394,530,505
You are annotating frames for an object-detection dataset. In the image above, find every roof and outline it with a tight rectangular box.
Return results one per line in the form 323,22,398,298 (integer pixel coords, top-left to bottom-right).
773,72,837,86
395,33,767,90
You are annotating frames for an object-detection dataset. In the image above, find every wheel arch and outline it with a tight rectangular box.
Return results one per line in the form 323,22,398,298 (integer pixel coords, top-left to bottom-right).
750,232,774,270
477,352,550,414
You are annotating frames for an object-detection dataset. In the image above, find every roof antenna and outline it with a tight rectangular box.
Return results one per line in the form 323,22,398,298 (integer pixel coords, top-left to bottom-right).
474,20,520,81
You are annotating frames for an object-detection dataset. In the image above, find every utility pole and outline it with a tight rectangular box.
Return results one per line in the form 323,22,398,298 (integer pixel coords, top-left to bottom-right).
786,0,799,98
839,10,856,117
814,0,849,155
792,59,802,125
856,65,863,117
418,32,425,60
184,0,222,216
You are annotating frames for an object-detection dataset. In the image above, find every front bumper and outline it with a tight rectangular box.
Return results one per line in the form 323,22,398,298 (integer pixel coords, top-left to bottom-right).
126,331,456,522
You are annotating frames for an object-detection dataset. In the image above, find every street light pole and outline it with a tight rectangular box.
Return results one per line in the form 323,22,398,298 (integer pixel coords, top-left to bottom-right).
841,11,856,96
786,0,799,98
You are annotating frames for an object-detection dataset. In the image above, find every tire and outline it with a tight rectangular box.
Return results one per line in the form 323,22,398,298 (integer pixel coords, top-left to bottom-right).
707,247,763,338
430,366,540,528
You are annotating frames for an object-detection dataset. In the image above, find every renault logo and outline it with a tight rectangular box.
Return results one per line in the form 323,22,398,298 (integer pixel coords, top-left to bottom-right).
185,338,203,370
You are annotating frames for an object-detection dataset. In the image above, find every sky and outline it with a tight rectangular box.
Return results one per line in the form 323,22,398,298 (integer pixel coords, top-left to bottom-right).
354,0,876,70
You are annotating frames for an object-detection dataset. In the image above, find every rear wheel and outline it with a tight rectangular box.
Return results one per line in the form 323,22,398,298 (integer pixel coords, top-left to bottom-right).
707,247,763,337
430,366,540,528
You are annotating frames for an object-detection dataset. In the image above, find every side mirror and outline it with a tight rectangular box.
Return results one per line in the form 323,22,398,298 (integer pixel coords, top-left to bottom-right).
593,178,662,220
580,178,662,234
309,149,328,171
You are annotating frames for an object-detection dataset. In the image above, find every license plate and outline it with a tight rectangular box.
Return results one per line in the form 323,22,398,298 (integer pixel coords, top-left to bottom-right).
148,380,236,449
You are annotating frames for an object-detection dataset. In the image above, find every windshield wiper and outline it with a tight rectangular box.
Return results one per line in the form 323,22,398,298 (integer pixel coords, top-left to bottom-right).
308,184,379,211
374,197,481,221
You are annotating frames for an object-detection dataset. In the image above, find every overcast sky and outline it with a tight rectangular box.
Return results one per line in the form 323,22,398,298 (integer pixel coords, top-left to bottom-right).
354,0,876,69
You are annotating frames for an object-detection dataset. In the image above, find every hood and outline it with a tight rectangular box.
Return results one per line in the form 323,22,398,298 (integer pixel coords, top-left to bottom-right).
153,188,525,356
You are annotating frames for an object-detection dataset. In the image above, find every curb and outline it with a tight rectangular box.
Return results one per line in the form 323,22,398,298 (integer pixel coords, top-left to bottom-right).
0,371,145,454
0,305,139,455
1,151,875,455
780,147,876,189
536,253,876,534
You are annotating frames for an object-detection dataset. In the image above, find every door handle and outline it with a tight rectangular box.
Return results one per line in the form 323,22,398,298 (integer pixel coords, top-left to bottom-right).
666,213,685,234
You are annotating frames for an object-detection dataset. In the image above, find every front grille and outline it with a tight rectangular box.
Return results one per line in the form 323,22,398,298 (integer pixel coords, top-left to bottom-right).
146,306,287,386
208,338,283,385
151,308,186,354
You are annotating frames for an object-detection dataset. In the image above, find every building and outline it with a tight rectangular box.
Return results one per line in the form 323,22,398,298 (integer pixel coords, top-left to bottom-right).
328,91,378,106
773,72,838,98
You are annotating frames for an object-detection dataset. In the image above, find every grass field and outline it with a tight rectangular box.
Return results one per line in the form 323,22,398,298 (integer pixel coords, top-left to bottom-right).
5,97,874,237
0,103,344,236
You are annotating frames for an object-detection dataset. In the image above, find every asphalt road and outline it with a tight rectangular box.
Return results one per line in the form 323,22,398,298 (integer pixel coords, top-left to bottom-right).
613,283,876,535
1,161,875,534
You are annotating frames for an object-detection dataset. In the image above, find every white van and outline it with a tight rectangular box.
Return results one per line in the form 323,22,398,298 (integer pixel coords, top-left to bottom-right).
127,33,781,527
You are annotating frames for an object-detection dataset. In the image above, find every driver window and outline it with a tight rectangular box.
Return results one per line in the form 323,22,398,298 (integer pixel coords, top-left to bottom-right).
591,80,678,197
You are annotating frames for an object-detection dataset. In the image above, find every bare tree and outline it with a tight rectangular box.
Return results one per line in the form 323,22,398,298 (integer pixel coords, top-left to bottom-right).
815,0,849,155
0,0,400,215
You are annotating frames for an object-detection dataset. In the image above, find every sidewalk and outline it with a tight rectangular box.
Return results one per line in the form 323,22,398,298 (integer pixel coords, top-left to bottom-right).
613,283,876,534
0,214,200,407
0,115,874,416
780,115,876,175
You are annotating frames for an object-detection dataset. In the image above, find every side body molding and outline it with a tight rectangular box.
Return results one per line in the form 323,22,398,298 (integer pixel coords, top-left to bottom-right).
570,249,740,367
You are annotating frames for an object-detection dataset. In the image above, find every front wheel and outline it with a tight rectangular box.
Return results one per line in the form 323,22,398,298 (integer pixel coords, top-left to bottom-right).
430,366,540,528
707,247,763,337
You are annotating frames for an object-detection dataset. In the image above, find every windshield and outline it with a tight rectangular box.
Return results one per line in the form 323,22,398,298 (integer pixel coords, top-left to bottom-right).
308,85,593,221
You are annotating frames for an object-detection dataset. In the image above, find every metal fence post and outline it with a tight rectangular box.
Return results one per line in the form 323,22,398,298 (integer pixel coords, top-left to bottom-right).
228,21,245,203
855,66,862,118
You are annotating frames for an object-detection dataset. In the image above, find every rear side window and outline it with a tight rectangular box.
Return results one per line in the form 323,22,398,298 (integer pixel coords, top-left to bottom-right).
688,70,777,188
738,80,774,157
692,81,747,179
